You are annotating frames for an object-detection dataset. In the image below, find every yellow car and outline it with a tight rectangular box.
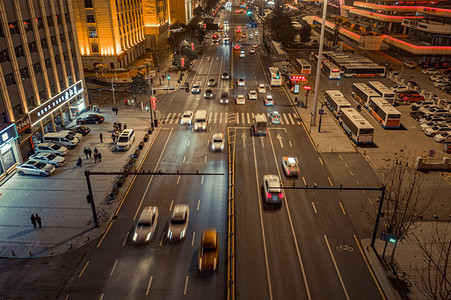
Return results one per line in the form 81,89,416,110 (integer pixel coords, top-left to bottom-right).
282,156,300,177
198,229,219,272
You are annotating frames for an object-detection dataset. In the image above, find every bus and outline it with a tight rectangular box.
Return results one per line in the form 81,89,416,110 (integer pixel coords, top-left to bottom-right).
322,61,341,79
268,67,282,86
351,83,380,107
341,64,386,78
339,108,374,144
368,97,401,129
295,59,311,75
367,81,396,105
324,90,351,118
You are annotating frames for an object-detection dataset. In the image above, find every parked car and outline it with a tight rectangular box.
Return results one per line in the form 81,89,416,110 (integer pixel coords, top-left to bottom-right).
270,111,281,124
424,125,451,136
67,125,90,136
28,153,65,167
421,108,450,117
422,68,440,75
76,114,104,125
403,61,417,69
133,206,159,244
434,81,450,87
398,90,419,99
402,94,424,103
60,130,83,141
390,85,408,93
262,174,283,203
211,133,225,151
418,104,440,114
434,131,451,143
167,204,189,241
407,81,420,88
430,75,448,82
16,161,56,177
34,143,68,156
419,115,450,124
419,121,445,132
411,101,434,111
198,228,219,272
281,156,300,177
181,111,194,125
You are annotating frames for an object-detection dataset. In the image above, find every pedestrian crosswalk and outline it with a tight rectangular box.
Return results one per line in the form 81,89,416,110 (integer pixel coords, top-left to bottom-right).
162,112,301,125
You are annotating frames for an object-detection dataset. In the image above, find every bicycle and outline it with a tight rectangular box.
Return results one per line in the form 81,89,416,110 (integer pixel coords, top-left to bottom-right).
104,193,117,205
336,244,354,252
97,209,110,222
392,272,412,287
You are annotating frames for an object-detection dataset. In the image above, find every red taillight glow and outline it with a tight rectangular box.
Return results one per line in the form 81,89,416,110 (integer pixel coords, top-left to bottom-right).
279,193,284,199
266,193,271,199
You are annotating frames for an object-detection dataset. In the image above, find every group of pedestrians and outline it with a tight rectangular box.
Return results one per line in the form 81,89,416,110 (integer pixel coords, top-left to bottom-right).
30,214,42,228
78,147,102,167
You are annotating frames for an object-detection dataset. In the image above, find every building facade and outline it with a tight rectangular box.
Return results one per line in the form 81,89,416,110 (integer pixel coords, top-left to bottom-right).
0,0,88,180
73,0,147,71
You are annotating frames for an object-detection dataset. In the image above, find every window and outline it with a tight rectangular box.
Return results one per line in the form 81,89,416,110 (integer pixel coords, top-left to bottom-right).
33,62,42,73
4,73,16,86
51,36,57,46
36,17,44,29
15,45,25,57
0,49,10,62
89,29,97,38
91,43,99,53
54,55,60,64
85,0,93,8
63,52,68,60
87,15,95,23
41,38,48,49
45,58,51,68
65,13,70,23
47,16,54,27
28,41,37,53
20,67,30,80
9,22,18,34
27,96,35,109
56,15,62,25
39,90,46,101
23,19,32,31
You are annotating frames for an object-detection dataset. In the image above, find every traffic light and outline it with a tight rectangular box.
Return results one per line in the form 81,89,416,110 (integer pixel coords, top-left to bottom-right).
166,75,170,80
151,97,157,110
246,10,252,15
184,82,189,93
191,43,194,51
181,57,185,68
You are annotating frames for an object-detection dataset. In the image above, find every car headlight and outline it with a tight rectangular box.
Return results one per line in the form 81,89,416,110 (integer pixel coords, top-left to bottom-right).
203,125,206,129
133,233,138,241
167,230,172,239
212,144,216,150
180,229,186,238
146,232,152,241
221,144,224,150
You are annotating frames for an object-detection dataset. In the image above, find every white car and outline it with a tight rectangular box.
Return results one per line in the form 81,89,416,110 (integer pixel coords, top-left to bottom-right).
181,111,194,125
248,90,258,100
264,95,274,106
237,79,245,86
419,121,444,132
263,175,283,204
211,133,225,151
133,206,159,244
403,61,417,69
167,204,189,241
236,95,246,104
390,85,408,93
16,161,56,177
434,80,450,87
34,143,68,156
257,84,266,93
60,130,83,141
424,125,451,136
430,75,447,82
249,48,256,54
434,131,451,143
240,50,245,58
207,78,217,87
422,68,440,75
28,153,65,167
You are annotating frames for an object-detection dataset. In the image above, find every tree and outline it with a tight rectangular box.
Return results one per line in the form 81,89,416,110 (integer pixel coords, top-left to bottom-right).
127,73,149,102
298,20,311,43
414,223,451,300
377,151,435,266
266,3,297,45
193,6,204,19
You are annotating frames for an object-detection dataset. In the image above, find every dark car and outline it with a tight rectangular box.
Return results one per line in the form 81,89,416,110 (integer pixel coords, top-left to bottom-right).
67,125,91,136
76,114,104,125
204,88,214,99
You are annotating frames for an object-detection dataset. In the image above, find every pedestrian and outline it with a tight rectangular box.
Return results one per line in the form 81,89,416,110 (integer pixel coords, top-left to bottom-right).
111,132,116,143
94,152,98,163
77,156,82,167
35,214,42,228
115,106,118,116
94,147,98,155
87,148,92,159
100,132,103,143
123,122,127,130
83,147,88,159
30,214,37,228
118,122,122,132
112,106,115,114
98,152,102,163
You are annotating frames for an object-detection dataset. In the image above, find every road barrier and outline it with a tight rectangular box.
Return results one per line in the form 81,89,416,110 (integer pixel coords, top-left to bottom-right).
227,127,236,300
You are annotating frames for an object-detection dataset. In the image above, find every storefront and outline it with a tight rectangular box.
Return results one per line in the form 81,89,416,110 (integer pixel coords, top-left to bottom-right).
0,124,20,180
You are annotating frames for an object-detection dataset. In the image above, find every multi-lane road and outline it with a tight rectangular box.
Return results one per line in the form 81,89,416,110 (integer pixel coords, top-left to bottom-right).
63,7,386,300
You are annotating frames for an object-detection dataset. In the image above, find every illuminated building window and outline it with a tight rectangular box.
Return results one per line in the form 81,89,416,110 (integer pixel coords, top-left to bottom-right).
91,43,99,53
9,22,18,34
89,29,97,38
0,49,10,62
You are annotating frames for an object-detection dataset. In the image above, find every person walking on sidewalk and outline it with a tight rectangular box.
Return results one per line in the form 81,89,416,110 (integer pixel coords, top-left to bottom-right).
87,148,92,159
100,132,103,143
94,152,98,163
98,152,102,163
77,157,82,167
83,147,88,159
35,214,42,228
123,122,127,130
118,122,122,132
115,106,119,116
111,132,116,143
30,214,37,228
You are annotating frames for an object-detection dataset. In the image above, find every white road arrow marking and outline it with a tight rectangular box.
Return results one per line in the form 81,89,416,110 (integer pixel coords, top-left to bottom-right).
241,132,246,147
277,133,284,148
260,136,265,148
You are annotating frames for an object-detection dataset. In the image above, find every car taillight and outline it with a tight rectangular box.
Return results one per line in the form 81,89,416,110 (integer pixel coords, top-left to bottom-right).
279,193,284,199
266,193,271,199
286,169,290,174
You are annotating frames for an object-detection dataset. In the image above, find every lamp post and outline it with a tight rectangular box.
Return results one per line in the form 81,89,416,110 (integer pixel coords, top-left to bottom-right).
146,62,154,128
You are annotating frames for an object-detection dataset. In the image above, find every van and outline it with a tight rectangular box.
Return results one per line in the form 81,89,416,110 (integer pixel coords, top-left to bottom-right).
194,110,207,131
116,129,135,150
43,132,79,149
252,113,268,136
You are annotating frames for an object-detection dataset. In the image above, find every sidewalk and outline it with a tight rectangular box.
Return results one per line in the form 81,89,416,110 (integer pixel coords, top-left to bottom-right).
0,102,159,258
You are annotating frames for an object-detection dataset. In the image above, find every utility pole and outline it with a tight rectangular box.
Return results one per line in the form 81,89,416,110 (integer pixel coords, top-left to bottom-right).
371,186,386,248
111,79,116,104
146,62,154,128
312,0,328,126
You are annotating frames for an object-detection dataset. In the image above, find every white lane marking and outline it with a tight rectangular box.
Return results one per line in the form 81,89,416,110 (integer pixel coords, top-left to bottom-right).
289,141,293,147
201,175,204,184
176,113,182,123
146,276,153,296
184,276,189,295
110,259,118,276
122,232,129,246
279,115,284,125
191,232,196,246
209,112,213,124
242,132,247,147
251,134,274,300
169,200,174,211
164,113,171,123
214,112,218,123
324,235,350,300
197,200,200,211
187,140,190,146
177,175,181,184
312,202,318,213
225,112,228,124
302,177,307,186
219,112,223,123
169,114,175,124
276,133,283,148
99,293,104,300
268,130,312,299
236,113,239,124
183,155,186,163
283,113,289,124
242,113,245,124
289,113,295,124
204,155,207,163
247,113,250,124
134,129,174,220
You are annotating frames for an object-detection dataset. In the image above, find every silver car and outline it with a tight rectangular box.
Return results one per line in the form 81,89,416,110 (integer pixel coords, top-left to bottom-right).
211,133,225,151
133,206,159,244
34,143,68,156
167,204,190,241
29,153,66,167
181,111,193,125
16,161,56,177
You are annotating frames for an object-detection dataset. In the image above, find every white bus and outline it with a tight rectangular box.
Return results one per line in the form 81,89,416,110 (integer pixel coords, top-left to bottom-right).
368,97,401,129
342,64,386,78
339,108,374,144
268,67,282,86
351,83,380,108
295,59,311,75
367,81,396,105
324,90,351,118
322,61,341,79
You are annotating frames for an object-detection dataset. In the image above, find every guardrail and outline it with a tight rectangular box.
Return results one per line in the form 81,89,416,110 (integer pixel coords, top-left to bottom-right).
227,127,236,300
